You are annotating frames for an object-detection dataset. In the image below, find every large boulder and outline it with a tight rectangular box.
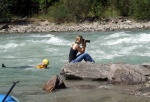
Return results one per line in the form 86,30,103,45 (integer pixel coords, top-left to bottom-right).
61,62,148,85
61,62,110,81
108,63,146,85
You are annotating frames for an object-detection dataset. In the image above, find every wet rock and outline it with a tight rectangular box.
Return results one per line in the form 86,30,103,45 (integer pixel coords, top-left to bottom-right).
0,24,9,30
61,62,148,85
43,75,66,92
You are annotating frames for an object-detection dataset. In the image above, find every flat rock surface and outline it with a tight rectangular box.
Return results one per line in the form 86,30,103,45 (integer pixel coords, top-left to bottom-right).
61,62,150,85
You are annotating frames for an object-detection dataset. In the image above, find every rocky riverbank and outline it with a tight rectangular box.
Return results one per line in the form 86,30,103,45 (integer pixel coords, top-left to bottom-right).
0,18,150,33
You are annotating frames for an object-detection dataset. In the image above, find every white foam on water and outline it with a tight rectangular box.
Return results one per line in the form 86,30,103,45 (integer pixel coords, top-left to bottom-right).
135,52,150,57
25,34,55,45
25,34,71,46
104,31,130,40
105,38,130,45
30,34,55,38
102,32,150,46
0,43,25,53
26,39,48,44
91,31,150,61
91,49,121,60
0,43,24,49
3,55,15,58
136,33,150,43
47,36,71,46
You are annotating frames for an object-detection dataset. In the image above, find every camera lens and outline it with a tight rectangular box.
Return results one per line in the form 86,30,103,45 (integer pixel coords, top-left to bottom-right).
86,40,90,43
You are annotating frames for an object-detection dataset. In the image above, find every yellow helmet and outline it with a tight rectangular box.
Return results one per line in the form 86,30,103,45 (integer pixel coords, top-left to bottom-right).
43,59,49,65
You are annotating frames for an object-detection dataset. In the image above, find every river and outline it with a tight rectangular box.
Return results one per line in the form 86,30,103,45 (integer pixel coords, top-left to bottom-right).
0,29,150,102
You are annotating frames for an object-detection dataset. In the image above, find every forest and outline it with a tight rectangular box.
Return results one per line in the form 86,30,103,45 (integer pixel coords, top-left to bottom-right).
0,0,150,22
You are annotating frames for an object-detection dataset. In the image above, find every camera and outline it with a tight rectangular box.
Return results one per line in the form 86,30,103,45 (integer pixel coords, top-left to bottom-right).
83,39,90,43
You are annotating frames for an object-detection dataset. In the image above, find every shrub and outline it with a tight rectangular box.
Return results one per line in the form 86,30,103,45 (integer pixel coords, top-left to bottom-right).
0,0,12,22
130,0,150,20
48,3,70,22
110,0,131,17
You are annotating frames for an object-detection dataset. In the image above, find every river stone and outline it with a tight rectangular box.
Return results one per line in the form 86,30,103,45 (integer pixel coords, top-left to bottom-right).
61,62,147,85
0,24,9,30
61,62,110,80
108,63,146,85
139,63,150,76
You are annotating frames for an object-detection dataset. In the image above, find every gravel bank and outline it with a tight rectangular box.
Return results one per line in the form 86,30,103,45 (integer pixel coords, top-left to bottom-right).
0,18,150,33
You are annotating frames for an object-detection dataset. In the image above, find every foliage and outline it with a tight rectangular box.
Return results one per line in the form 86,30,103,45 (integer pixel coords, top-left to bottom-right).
0,0,150,22
38,0,59,13
130,0,150,20
0,0,12,22
88,0,103,17
48,2,69,22
48,0,104,22
109,0,131,16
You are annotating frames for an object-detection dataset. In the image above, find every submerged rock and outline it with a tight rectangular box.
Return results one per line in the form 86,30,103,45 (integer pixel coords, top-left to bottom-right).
61,62,148,85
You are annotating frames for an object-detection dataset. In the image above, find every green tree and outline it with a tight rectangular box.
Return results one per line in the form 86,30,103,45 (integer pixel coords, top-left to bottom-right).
89,0,103,17
10,0,33,17
63,0,91,19
48,0,104,22
48,2,69,22
0,0,13,22
39,0,59,13
110,0,131,16
130,0,150,20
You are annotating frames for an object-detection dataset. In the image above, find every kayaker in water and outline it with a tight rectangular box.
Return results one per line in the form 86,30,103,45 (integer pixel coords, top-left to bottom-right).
69,35,95,63
36,59,49,69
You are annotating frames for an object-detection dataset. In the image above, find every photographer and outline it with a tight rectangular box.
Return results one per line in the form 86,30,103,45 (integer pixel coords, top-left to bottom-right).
69,35,95,63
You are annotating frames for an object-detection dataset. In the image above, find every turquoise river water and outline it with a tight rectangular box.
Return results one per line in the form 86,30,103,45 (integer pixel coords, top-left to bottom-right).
0,30,150,102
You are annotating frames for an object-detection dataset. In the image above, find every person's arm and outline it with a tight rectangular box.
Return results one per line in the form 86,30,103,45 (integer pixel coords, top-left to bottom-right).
73,43,86,53
80,44,86,53
36,63,47,69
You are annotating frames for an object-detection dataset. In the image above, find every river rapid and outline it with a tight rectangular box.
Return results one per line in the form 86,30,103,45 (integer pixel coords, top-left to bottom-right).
0,29,150,102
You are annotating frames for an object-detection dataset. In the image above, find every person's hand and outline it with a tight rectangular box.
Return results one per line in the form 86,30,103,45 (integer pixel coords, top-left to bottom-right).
82,39,86,47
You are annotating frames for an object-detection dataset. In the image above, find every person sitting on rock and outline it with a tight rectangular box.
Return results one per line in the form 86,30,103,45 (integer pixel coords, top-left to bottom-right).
36,59,49,69
69,35,95,63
